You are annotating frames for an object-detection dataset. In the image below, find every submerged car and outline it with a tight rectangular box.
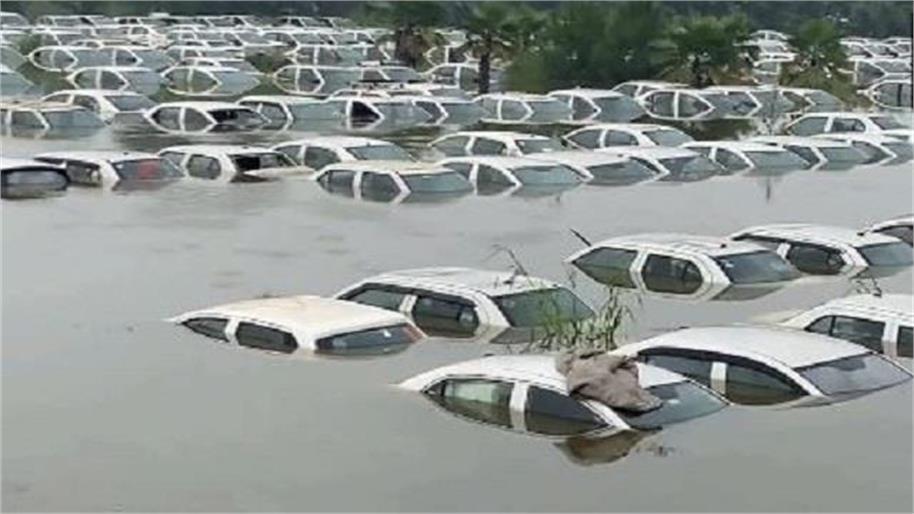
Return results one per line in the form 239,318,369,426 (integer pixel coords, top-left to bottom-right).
703,85,795,118
439,155,583,196
237,95,342,130
406,96,486,126
563,123,694,150
324,96,431,128
730,223,913,277
566,234,800,301
143,102,267,133
862,78,913,110
41,89,157,123
637,88,734,121
336,267,594,341
529,150,658,186
1,158,70,199
0,64,34,97
612,80,685,99
28,45,117,72
158,144,306,183
785,111,909,137
272,64,361,96
782,294,912,359
0,102,105,136
596,146,724,182
169,295,425,357
867,214,913,246
682,141,812,173
67,65,164,96
475,93,573,124
162,65,260,97
548,88,646,123
314,161,472,203
779,87,845,114
34,150,183,190
399,355,727,437
429,131,564,158
814,133,913,165
614,325,912,405
272,136,413,171
750,136,868,170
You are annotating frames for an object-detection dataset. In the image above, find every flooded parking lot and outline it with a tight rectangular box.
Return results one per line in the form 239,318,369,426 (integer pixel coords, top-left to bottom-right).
3,126,912,511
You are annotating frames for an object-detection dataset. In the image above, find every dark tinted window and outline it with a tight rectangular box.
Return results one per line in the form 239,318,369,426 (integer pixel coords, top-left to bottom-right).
785,145,819,164
314,323,420,354
236,322,297,353
568,129,601,148
412,294,479,337
11,111,44,128
183,108,210,131
433,136,470,156
857,242,913,267
713,251,799,284
183,317,228,341
572,247,637,288
875,225,913,246
441,162,473,178
303,147,340,170
525,386,606,435
897,326,912,358
642,353,713,386
789,116,827,136
786,243,845,274
799,354,911,395
605,130,637,146
151,107,181,130
318,169,355,195
343,287,407,311
476,164,513,194
642,254,703,294
471,137,507,155
806,316,835,336
830,316,886,353
186,155,221,179
725,360,805,405
360,172,400,202
426,378,513,428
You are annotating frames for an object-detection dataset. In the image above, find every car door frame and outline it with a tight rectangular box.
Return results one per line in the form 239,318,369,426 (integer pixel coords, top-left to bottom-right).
630,249,719,299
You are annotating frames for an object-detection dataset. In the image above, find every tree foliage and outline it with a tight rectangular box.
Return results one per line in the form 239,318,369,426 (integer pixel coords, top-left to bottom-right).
660,15,751,87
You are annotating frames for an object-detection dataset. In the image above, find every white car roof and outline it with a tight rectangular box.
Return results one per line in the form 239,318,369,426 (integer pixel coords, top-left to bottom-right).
684,141,788,153
159,144,277,156
156,101,251,110
71,65,157,73
400,355,687,392
570,233,771,259
734,223,900,247
43,88,144,97
549,88,624,99
528,150,628,166
572,122,680,133
476,92,558,102
871,213,914,227
751,136,851,149
599,146,699,159
440,130,552,141
440,155,565,169
277,136,396,148
239,95,324,105
173,295,412,342
35,150,159,163
0,101,84,112
815,133,909,145
0,158,64,171
819,293,914,321
323,160,452,175
623,325,870,368
359,267,564,297
796,111,892,119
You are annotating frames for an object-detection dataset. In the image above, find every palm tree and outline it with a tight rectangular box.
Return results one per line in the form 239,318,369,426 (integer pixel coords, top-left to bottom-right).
459,2,516,95
661,15,751,87
780,19,857,103
359,1,445,69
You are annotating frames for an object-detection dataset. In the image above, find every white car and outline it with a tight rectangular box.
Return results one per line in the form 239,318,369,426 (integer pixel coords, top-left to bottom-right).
162,65,260,97
272,136,413,171
637,88,734,121
566,233,799,301
750,136,868,170
547,88,646,123
867,214,913,246
613,326,912,405
143,101,267,133
28,45,117,72
847,58,911,87
528,150,657,185
399,355,727,436
784,111,909,137
475,93,573,124
323,96,432,127
336,267,594,341
778,87,845,114
814,133,913,165
429,131,564,158
314,161,472,203
33,150,183,189
158,144,306,183
439,155,582,195
861,78,913,110
66,65,163,96
730,223,913,277
272,64,361,96
169,295,425,357
424,62,502,91
596,146,723,182
782,294,912,359
237,95,342,129
404,96,485,126
682,141,812,173
0,102,105,135
703,85,794,118
41,89,156,123
611,80,685,98
1,158,69,199
0,65,34,96
563,123,694,150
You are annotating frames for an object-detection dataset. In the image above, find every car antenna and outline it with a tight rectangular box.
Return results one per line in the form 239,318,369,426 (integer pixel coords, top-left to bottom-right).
569,228,592,246
489,244,528,285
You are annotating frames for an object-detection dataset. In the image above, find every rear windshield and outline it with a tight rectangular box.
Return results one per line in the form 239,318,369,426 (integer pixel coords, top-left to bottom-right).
113,159,183,181
645,129,693,146
122,70,162,84
821,146,866,164
857,241,913,266
403,172,472,193
658,155,723,176
713,251,800,284
527,100,572,122
745,150,811,170
43,110,104,129
511,164,581,186
492,287,594,327
871,116,905,130
586,160,656,184
618,381,726,430
347,144,412,161
288,102,342,120
798,354,910,396
108,95,156,111
230,153,293,171
314,323,422,354
516,138,564,154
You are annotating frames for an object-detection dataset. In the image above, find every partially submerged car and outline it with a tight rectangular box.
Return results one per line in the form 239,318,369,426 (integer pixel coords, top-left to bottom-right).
314,161,472,203
1,158,70,199
405,96,486,126
336,267,594,340
612,80,685,99
750,136,868,170
784,111,909,137
596,146,724,182
162,65,260,97
424,62,503,92
730,223,913,277
867,214,913,246
614,326,912,405
779,87,845,114
0,102,105,136
439,155,583,196
324,96,431,128
169,295,424,357
529,150,658,186
548,88,646,123
563,123,694,150
272,136,413,171
429,131,564,158
861,78,913,110
0,64,34,97
475,93,573,124
143,101,267,133
41,89,157,123
682,141,812,174
237,95,342,130
272,64,361,97
28,45,117,72
34,150,183,190
637,88,734,121
814,133,913,165
703,85,795,118
782,294,913,359
399,355,727,437
67,66,164,96
567,234,799,301
158,144,305,183
847,58,911,88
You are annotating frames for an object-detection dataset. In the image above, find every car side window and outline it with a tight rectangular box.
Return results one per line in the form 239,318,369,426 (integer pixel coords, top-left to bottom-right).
303,147,339,170
186,155,221,179
470,137,507,155
678,93,708,117
189,70,216,93
724,359,804,405
274,145,302,164
605,130,637,146
572,247,637,288
647,91,675,116
235,322,298,353
159,151,186,168
72,95,101,113
830,316,886,353
412,294,479,337
832,118,865,133
715,148,748,171
318,169,355,196
11,111,44,128
183,108,210,131
183,317,228,341
641,352,713,386
425,378,513,428
789,117,827,136
359,172,400,202
785,243,845,275
341,286,408,311
897,326,913,358
432,136,470,156
74,71,97,88
259,103,287,123
476,164,513,194
785,145,819,164
151,107,182,130
99,71,123,89
525,386,606,436
805,315,834,336
499,99,527,120
441,162,473,178
568,129,601,148
642,254,703,294
570,96,596,119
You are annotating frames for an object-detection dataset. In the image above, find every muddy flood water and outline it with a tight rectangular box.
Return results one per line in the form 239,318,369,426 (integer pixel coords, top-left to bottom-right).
2,126,913,512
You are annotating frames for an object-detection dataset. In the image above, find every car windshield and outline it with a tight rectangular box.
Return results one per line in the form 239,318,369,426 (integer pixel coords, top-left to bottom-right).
527,100,572,122
288,102,342,120
713,251,800,284
43,109,104,128
587,160,657,184
375,103,431,122
439,102,485,122
857,241,913,266
230,152,293,171
347,144,412,160
658,155,723,177
821,146,867,164
315,323,422,354
492,287,594,327
592,96,644,120
617,381,726,430
107,95,156,111
646,129,693,146
885,142,913,160
798,354,910,396
210,108,264,130
510,164,581,186
112,158,183,180
402,172,473,193
122,70,162,84
745,150,811,170
871,116,906,129
516,138,564,154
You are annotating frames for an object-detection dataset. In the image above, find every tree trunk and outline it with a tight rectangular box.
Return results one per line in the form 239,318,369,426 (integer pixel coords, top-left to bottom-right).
478,33,492,95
